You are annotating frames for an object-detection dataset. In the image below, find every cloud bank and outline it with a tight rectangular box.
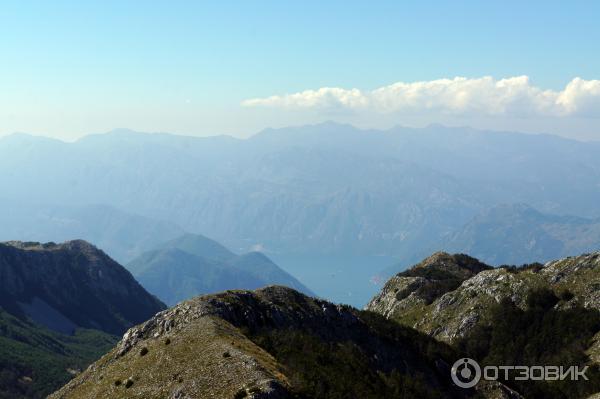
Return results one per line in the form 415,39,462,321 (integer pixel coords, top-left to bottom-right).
242,76,600,118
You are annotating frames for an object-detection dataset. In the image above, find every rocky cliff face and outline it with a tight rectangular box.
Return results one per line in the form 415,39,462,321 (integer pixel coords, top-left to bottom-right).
50,286,496,399
0,240,165,335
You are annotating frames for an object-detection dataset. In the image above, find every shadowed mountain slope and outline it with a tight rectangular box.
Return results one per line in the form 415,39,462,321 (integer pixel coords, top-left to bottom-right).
0,240,166,398
0,240,165,335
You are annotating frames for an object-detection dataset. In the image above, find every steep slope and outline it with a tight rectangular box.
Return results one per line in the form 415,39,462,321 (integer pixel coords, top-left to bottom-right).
0,240,166,335
368,252,600,398
50,286,493,399
127,234,313,306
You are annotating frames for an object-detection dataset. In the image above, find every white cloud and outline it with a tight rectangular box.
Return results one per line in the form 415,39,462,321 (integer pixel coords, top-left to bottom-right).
242,76,600,118
556,78,600,116
242,87,368,109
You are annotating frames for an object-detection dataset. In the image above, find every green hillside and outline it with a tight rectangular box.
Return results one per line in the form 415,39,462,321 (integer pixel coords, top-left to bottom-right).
0,309,117,399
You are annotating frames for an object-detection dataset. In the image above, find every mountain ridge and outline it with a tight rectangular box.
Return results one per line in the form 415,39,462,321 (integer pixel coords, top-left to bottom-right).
0,239,165,335
50,285,515,399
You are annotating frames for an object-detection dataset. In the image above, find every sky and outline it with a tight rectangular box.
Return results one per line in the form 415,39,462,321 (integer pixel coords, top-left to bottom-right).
1,1,599,141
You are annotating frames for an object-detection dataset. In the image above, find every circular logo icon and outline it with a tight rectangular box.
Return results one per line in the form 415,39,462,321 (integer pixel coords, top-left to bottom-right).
451,358,481,388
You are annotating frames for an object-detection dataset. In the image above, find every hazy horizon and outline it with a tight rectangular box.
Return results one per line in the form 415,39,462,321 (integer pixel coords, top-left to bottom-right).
2,120,600,144
2,2,599,141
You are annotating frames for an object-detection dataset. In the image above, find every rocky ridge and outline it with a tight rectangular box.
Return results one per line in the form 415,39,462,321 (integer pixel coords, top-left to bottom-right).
368,251,600,398
368,251,600,343
51,286,485,399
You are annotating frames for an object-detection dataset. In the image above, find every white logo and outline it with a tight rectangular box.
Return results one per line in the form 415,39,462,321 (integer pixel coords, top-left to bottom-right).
451,358,481,388
451,358,589,389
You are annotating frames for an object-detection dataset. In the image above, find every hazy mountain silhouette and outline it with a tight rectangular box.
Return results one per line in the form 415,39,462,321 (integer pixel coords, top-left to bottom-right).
0,199,184,263
443,203,600,265
3,123,599,260
127,234,313,305
3,123,600,306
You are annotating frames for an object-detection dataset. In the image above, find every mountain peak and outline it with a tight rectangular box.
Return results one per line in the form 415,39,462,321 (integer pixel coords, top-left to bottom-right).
156,233,236,261
127,235,314,306
251,120,363,142
405,251,492,279
0,132,65,145
367,252,493,318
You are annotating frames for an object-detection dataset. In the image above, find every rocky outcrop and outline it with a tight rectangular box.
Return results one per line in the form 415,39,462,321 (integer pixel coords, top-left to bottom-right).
367,252,492,323
114,286,360,358
542,252,600,309
367,251,600,343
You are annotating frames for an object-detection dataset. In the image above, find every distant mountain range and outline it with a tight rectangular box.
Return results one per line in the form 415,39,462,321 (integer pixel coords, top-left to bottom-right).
381,203,600,277
127,233,313,306
0,240,165,398
443,203,600,265
4,122,599,398
2,123,600,305
0,199,184,264
2,123,599,259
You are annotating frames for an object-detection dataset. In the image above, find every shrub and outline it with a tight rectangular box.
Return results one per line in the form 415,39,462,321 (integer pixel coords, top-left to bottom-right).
457,290,600,399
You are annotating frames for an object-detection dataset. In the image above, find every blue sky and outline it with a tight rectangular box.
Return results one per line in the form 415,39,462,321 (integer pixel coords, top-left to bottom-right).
1,1,599,140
